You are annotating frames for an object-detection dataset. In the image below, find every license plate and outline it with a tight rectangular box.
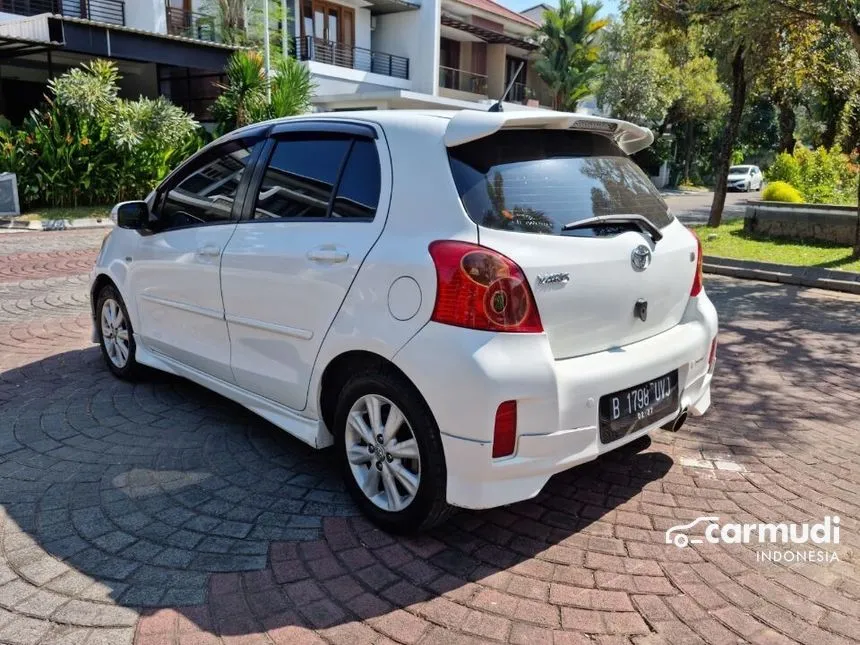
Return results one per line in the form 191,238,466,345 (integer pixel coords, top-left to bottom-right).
598,370,679,443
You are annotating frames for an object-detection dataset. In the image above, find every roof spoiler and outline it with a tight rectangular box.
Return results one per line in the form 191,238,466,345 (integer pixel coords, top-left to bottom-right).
443,110,654,155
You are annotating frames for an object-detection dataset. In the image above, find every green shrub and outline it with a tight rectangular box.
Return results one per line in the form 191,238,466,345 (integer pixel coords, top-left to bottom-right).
766,146,858,205
0,60,200,209
762,181,804,203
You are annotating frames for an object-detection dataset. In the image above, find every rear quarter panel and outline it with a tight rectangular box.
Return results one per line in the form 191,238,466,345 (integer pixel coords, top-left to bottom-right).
305,115,478,423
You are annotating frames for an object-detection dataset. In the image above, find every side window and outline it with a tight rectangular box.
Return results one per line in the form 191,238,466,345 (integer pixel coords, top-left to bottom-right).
252,136,352,220
332,139,381,219
158,138,260,230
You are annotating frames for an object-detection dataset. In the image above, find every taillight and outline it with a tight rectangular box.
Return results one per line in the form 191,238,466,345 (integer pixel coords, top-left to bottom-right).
492,401,517,458
428,241,543,333
690,232,704,297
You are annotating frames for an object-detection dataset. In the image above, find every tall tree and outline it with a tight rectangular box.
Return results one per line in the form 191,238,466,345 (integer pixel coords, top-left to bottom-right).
535,0,609,111
761,0,860,253
596,14,681,128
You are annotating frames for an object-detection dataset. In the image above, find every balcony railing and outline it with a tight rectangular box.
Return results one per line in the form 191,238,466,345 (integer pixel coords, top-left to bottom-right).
294,36,409,80
439,66,488,95
0,0,125,25
165,5,220,42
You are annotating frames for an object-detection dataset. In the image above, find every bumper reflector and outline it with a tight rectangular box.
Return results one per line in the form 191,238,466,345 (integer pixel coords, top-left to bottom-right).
493,401,517,458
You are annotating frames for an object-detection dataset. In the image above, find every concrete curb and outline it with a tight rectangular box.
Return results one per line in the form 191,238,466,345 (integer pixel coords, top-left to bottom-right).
0,217,114,232
704,255,860,294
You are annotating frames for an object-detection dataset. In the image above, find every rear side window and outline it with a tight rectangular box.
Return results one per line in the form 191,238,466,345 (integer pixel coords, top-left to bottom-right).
332,140,381,219
253,136,352,220
448,130,673,236
252,135,381,221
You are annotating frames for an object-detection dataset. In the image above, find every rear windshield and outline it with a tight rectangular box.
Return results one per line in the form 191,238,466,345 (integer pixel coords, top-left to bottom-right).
448,130,673,236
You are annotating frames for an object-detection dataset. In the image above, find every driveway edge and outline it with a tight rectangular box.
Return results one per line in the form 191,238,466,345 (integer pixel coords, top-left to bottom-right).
704,255,860,294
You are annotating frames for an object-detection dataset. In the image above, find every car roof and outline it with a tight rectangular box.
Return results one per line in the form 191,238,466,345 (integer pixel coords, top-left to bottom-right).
229,109,655,155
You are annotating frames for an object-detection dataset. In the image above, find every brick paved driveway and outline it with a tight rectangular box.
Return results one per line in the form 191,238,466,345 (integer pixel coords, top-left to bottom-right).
0,229,857,645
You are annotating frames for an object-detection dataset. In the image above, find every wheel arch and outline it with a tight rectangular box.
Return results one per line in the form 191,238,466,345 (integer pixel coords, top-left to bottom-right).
90,273,119,319
317,350,437,438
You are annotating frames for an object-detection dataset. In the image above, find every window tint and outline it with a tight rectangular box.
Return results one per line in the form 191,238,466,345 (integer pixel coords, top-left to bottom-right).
252,136,352,220
332,139,381,219
158,139,259,230
449,130,673,236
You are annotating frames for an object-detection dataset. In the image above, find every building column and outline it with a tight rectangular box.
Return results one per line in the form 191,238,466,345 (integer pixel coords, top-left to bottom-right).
413,0,441,95
486,43,506,100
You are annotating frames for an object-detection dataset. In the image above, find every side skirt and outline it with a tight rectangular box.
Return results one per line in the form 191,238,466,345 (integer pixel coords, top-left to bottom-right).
134,337,332,449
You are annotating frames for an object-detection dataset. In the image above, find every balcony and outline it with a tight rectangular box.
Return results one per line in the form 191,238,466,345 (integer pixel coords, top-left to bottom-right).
165,5,220,42
439,66,487,96
0,0,125,25
294,36,409,80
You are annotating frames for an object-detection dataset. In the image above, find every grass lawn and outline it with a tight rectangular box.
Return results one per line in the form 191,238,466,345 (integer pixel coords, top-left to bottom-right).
692,219,860,273
16,206,111,222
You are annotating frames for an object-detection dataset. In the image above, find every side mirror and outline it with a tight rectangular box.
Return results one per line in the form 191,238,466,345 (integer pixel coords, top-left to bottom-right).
112,201,149,230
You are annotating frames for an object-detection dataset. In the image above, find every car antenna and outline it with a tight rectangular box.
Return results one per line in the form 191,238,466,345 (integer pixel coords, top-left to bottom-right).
488,61,525,113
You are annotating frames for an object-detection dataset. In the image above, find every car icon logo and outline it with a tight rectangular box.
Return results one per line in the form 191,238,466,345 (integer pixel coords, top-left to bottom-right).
665,516,720,548
631,245,652,271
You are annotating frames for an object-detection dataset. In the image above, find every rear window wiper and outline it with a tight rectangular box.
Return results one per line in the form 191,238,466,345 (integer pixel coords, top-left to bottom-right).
561,214,663,242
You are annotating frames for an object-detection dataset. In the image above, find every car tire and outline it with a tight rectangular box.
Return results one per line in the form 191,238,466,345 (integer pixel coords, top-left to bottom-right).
334,368,452,533
96,285,143,380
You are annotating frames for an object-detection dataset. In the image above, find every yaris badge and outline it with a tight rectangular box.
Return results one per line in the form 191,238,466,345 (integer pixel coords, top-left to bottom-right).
631,245,652,271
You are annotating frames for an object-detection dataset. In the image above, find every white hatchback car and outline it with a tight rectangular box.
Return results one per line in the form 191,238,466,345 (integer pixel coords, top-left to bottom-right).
727,164,763,192
90,110,718,532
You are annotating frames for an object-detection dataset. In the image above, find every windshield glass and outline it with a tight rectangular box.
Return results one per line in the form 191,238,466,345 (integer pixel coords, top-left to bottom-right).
729,166,751,174
448,130,673,236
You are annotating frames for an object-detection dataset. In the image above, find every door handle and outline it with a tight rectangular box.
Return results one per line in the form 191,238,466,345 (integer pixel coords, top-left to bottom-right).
307,246,349,264
196,245,221,258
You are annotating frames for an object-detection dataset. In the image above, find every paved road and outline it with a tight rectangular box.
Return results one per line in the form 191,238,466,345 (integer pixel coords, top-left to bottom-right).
0,229,857,645
663,191,752,224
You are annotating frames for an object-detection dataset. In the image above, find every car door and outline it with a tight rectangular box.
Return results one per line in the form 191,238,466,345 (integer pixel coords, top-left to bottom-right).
220,122,388,410
129,134,264,382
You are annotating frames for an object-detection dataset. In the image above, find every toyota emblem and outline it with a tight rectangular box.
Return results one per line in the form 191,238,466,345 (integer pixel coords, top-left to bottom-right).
631,245,652,271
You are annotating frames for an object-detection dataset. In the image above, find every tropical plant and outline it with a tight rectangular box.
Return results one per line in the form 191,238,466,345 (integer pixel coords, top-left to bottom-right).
212,50,315,134
0,60,200,209
762,181,804,202
534,0,608,111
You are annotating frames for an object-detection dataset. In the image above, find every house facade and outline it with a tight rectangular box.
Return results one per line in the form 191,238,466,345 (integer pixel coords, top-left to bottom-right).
0,0,553,126
289,0,555,111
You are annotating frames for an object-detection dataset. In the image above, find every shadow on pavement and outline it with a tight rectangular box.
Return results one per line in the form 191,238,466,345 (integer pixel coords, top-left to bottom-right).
0,345,673,639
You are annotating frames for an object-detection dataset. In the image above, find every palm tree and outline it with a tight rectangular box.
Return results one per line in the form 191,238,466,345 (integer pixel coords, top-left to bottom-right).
534,0,608,111
212,50,315,134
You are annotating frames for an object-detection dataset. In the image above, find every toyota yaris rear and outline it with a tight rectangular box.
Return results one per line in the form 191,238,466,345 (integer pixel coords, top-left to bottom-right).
90,110,717,534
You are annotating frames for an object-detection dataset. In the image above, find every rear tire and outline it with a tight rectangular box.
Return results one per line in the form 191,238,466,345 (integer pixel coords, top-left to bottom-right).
334,369,451,533
96,285,143,380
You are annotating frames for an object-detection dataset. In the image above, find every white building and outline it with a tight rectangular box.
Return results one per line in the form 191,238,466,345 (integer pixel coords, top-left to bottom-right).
0,0,555,124
289,0,555,111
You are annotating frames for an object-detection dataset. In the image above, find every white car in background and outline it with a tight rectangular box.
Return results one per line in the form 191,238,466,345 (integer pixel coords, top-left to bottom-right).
727,165,764,191
89,110,718,532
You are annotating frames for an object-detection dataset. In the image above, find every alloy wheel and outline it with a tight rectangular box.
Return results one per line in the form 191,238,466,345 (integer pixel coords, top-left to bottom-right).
101,298,130,369
344,394,421,512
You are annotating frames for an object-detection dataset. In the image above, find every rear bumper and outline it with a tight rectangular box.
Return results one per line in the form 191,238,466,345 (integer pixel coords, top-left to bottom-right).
393,293,718,510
